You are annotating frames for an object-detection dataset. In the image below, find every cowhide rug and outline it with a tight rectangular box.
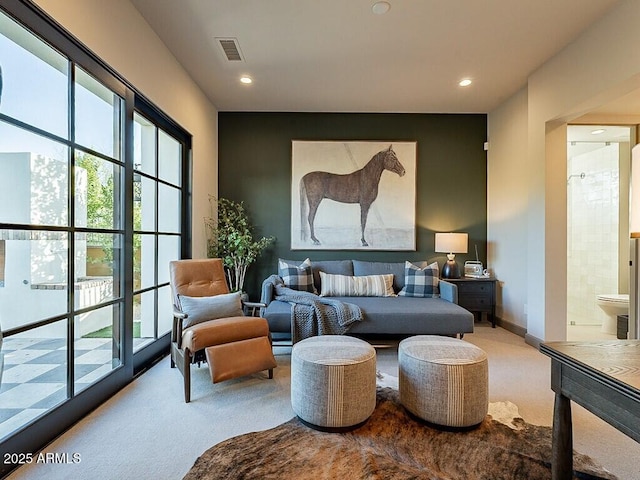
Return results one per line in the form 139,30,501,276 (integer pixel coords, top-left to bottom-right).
184,387,617,480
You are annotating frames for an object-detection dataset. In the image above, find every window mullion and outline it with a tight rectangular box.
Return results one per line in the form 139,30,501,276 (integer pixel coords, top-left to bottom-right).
67,59,76,399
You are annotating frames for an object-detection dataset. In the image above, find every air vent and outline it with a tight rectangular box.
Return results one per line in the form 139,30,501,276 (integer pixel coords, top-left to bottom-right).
216,37,244,62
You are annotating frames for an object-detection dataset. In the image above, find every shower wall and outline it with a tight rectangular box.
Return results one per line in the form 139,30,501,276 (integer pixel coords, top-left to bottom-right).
567,143,620,326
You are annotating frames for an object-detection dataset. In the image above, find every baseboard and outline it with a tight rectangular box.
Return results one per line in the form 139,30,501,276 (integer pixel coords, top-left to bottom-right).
491,318,545,349
524,333,543,349
495,317,527,338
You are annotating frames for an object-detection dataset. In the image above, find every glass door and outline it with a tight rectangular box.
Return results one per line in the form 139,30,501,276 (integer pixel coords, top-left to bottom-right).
132,111,185,355
0,12,125,440
0,4,191,474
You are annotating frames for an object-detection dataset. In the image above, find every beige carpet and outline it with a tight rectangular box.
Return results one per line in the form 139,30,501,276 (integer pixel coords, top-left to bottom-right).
7,324,640,480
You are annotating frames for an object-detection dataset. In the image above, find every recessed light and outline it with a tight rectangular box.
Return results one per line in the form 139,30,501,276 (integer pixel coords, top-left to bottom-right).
591,128,606,135
240,76,252,84
372,1,391,15
459,78,472,87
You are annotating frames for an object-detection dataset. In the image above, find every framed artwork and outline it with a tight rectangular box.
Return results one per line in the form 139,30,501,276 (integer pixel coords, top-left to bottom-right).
291,140,416,250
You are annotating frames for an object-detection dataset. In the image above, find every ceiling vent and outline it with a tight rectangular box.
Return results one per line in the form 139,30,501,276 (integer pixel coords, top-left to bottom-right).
216,37,244,62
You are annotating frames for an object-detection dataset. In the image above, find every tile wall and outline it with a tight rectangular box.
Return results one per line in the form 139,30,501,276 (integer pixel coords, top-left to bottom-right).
567,143,620,326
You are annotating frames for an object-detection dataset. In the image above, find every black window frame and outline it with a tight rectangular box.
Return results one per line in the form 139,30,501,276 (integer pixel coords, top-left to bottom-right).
0,2,192,475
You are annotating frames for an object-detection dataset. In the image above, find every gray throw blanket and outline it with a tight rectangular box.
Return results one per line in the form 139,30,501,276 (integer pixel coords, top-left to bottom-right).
273,279,362,343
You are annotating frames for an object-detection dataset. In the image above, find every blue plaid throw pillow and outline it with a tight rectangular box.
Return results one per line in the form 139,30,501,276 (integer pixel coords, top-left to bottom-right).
398,261,440,297
278,258,315,293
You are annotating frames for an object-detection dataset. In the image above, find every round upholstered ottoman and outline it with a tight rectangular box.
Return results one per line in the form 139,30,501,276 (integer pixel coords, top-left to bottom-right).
399,335,488,428
291,335,377,430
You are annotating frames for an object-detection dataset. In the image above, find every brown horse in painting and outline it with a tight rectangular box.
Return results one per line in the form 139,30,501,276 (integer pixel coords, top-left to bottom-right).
300,145,406,247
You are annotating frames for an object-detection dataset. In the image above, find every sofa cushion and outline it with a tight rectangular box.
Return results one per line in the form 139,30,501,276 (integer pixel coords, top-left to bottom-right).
263,296,474,337
319,272,395,297
278,258,315,292
398,261,440,298
328,296,474,336
353,260,429,292
311,260,354,292
177,291,244,328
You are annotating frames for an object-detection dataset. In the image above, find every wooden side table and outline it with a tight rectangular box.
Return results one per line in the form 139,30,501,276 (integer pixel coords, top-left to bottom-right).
446,277,497,327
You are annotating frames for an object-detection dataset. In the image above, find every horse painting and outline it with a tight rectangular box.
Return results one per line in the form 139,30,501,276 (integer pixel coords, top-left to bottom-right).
300,145,406,247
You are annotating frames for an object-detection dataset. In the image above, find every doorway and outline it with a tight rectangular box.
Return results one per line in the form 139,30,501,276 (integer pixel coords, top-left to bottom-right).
566,125,632,341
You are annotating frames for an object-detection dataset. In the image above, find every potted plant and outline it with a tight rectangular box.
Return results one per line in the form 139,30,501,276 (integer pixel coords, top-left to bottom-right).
205,196,274,293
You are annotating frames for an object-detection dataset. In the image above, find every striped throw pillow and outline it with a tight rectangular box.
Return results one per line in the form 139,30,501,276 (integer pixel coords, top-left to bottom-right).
319,272,395,297
398,261,440,297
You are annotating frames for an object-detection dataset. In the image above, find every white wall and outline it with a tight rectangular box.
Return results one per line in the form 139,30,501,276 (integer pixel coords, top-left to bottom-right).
487,88,529,330
0,153,108,335
488,0,640,342
34,0,219,258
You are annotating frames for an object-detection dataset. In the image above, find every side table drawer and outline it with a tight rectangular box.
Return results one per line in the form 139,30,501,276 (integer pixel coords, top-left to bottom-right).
456,282,493,295
460,295,492,311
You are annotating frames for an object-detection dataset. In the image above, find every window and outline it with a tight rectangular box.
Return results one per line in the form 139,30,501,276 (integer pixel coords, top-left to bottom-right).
0,12,126,437
132,112,184,351
0,4,190,473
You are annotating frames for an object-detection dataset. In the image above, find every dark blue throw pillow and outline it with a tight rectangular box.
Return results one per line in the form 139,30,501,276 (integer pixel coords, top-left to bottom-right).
278,258,315,293
398,261,440,298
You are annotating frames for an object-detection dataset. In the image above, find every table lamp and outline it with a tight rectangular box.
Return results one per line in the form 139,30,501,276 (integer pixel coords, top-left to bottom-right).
435,232,468,279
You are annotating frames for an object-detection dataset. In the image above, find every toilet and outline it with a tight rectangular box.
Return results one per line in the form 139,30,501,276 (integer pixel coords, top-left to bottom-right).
596,294,629,335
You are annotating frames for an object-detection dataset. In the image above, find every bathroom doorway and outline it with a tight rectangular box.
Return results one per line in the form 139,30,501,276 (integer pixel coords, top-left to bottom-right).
566,125,633,341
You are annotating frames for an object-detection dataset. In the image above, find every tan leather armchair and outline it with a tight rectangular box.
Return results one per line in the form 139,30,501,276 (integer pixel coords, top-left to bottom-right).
170,258,277,402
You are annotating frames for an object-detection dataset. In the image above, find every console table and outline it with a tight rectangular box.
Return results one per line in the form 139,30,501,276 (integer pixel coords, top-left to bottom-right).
539,341,640,480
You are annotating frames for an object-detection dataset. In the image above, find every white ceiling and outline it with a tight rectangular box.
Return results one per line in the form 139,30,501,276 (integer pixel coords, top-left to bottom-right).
567,125,632,143
130,0,621,113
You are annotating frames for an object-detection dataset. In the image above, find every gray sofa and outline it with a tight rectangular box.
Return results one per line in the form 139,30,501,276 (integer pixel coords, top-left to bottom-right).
260,259,474,341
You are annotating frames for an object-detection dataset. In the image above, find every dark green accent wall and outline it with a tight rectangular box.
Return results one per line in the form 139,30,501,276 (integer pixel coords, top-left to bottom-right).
218,112,487,300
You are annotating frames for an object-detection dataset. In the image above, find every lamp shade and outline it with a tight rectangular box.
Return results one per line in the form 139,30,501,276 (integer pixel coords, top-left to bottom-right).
435,233,468,254
631,144,640,238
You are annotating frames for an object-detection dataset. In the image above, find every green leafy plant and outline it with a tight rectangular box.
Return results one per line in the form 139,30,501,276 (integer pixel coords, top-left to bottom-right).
205,196,274,292
76,152,142,277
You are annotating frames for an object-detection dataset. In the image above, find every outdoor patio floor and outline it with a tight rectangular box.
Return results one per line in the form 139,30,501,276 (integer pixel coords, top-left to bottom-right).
0,336,150,440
